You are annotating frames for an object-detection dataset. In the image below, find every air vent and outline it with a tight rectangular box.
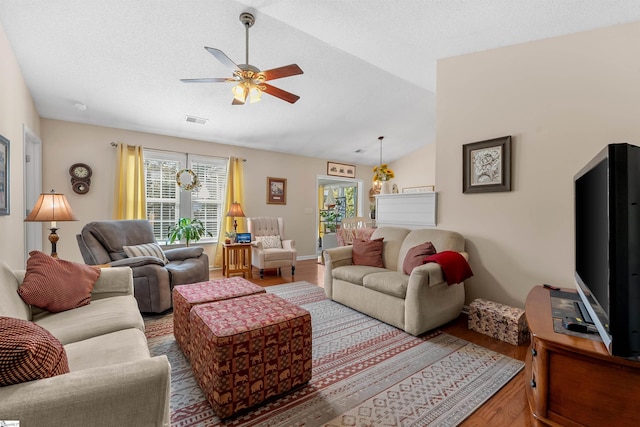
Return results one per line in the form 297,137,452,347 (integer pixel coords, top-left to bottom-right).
185,115,208,125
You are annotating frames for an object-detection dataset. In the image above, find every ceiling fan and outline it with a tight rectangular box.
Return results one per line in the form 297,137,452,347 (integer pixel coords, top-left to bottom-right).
181,12,303,105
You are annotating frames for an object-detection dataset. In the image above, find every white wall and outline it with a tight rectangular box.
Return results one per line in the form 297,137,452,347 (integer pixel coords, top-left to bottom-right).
40,119,374,263
0,22,41,268
434,21,640,307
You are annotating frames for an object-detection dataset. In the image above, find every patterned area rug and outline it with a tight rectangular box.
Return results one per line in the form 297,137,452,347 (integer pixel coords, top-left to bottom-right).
144,282,523,426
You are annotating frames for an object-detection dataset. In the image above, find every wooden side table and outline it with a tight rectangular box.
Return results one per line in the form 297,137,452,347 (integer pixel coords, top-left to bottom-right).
222,243,252,279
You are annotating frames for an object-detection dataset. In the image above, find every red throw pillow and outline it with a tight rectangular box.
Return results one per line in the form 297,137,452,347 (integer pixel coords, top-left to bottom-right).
402,242,437,275
18,251,101,313
0,316,70,386
352,238,384,268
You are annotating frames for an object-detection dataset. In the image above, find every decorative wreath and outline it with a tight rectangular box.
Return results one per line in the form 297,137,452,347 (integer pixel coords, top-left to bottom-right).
176,169,201,192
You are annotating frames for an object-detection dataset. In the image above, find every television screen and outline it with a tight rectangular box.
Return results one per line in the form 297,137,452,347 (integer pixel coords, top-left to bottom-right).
574,143,640,358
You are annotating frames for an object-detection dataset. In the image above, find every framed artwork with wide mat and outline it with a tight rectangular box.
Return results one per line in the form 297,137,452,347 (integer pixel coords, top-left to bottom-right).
267,177,287,204
463,135,511,194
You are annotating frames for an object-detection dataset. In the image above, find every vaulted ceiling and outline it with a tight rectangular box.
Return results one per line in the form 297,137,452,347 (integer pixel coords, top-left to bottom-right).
2,1,640,165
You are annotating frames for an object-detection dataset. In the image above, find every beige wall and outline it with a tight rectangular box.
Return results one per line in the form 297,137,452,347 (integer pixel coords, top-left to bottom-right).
41,119,373,263
435,21,640,307
386,143,436,194
0,22,41,268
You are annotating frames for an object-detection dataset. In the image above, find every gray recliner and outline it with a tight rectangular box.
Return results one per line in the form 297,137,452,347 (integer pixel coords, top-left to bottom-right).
76,220,209,313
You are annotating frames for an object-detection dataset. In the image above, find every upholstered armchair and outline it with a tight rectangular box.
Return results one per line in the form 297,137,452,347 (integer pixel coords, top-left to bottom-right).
76,220,209,313
247,217,296,279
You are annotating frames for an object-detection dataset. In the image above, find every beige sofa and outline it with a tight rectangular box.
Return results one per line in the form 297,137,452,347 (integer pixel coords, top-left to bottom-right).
0,262,171,427
323,227,467,336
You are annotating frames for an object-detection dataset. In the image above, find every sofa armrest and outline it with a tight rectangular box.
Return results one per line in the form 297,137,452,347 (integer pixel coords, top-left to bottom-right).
90,266,134,300
165,246,204,261
323,245,353,267
109,256,166,269
282,239,295,250
322,246,354,297
0,356,171,427
407,251,469,288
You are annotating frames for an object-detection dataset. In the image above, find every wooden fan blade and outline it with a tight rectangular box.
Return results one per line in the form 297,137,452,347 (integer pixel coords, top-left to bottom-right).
261,64,303,81
180,78,233,83
262,83,300,104
205,47,241,71
232,97,245,105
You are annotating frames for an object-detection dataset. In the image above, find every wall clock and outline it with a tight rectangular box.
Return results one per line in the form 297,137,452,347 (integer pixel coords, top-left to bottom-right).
69,162,92,194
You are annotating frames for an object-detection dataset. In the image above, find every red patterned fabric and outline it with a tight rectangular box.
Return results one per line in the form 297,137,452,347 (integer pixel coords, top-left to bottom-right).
424,250,473,285
17,251,101,313
190,293,312,419
0,316,70,386
173,277,265,359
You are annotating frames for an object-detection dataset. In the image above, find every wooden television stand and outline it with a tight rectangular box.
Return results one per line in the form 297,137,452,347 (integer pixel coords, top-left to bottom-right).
525,286,640,426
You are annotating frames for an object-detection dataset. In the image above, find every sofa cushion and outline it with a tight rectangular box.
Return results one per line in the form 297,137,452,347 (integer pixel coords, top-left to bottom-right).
363,271,410,299
123,242,169,265
352,238,384,267
256,235,282,249
18,251,101,313
402,242,437,275
371,227,411,272
32,295,144,345
0,261,31,320
65,328,150,372
0,316,70,386
332,265,386,286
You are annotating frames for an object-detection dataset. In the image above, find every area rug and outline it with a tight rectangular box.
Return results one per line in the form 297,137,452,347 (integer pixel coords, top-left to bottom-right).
144,282,524,427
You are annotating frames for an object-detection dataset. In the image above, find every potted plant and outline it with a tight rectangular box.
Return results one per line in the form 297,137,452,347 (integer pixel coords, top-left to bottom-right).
167,217,212,247
320,209,339,233
225,231,236,244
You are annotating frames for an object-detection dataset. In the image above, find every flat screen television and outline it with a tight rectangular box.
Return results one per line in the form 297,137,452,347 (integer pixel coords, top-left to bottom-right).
574,142,640,358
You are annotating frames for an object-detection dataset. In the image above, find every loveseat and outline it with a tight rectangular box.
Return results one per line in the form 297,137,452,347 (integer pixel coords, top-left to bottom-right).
0,260,171,427
323,227,468,336
77,219,210,313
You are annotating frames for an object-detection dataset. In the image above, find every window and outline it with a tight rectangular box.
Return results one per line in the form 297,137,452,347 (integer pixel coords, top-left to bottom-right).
144,150,227,243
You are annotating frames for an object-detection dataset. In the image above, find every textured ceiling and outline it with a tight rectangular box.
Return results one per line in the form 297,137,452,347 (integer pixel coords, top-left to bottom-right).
2,1,640,165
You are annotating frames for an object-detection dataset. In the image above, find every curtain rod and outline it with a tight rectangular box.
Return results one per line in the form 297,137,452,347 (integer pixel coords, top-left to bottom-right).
110,142,247,162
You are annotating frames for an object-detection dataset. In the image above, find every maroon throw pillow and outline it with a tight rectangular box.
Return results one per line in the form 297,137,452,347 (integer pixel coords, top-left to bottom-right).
0,316,70,386
18,251,101,313
352,238,384,268
402,242,437,275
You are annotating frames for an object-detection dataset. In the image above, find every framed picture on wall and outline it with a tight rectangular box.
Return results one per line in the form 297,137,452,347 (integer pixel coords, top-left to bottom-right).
327,161,356,178
267,177,287,204
0,135,9,215
463,135,512,194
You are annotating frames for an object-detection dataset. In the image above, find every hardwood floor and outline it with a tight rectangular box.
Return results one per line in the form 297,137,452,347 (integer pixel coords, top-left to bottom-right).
211,259,532,427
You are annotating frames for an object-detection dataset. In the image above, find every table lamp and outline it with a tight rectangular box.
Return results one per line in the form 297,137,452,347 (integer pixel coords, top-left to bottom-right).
25,190,78,258
225,202,246,233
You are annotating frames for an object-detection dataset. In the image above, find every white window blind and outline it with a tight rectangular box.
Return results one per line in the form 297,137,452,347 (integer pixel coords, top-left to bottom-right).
144,150,228,243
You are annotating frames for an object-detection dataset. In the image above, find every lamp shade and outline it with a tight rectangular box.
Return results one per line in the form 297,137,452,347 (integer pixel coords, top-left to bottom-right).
226,202,246,218
25,191,77,225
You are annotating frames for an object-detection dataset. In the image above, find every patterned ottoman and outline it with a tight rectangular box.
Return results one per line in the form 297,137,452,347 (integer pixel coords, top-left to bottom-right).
190,292,312,419
173,277,265,359
468,298,529,345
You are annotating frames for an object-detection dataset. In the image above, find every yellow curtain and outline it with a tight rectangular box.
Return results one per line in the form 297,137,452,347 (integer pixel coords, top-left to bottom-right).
113,143,146,219
213,157,245,268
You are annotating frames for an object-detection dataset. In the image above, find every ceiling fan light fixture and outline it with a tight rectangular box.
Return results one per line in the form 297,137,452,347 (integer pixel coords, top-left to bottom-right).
249,86,262,103
232,84,248,103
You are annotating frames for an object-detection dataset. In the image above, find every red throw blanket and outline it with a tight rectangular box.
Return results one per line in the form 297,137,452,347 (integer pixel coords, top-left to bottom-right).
424,251,473,285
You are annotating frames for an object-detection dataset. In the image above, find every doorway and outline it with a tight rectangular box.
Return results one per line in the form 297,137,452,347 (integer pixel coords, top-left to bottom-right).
316,175,363,255
24,125,43,263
